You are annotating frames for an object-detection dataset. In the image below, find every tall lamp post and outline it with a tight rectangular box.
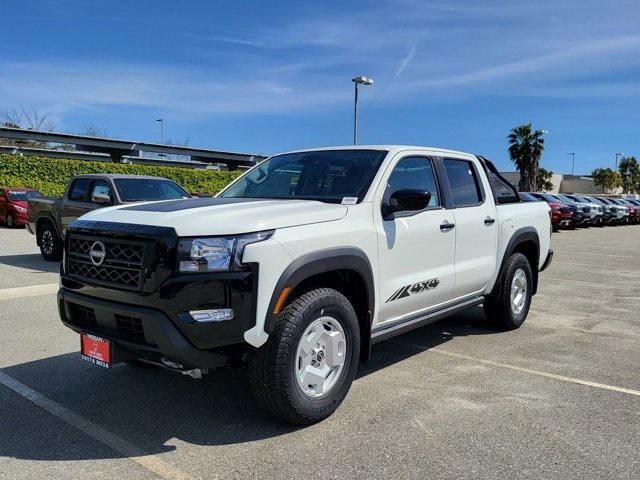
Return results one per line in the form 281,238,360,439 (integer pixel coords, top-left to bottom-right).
352,76,374,145
615,152,624,171
156,118,164,144
567,152,575,193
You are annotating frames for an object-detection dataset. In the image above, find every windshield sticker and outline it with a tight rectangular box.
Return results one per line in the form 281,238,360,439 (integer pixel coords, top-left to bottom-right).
341,197,358,205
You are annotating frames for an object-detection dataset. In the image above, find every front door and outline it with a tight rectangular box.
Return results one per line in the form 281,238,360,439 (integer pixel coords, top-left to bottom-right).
374,153,456,327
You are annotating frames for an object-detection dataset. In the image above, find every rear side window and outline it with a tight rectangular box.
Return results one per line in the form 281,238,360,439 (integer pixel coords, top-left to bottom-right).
386,156,440,207
443,159,483,207
68,178,91,202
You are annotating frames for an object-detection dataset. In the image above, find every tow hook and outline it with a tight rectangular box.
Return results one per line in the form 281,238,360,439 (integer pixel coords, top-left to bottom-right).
160,358,209,379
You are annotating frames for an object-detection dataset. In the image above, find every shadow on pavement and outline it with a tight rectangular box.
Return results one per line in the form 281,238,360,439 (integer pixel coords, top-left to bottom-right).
0,253,59,273
0,307,497,461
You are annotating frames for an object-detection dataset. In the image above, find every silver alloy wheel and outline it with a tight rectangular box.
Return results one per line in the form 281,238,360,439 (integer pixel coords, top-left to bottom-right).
510,268,527,315
42,229,54,255
295,316,346,398
6,214,13,227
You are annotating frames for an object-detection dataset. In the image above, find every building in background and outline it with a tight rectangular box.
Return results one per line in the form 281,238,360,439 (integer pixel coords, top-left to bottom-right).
499,172,621,194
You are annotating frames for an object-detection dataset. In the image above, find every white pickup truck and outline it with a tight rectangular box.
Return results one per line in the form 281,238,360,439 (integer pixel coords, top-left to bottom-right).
58,146,552,424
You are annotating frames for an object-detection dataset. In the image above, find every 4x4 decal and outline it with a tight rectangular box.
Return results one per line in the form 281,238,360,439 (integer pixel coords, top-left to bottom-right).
386,279,440,303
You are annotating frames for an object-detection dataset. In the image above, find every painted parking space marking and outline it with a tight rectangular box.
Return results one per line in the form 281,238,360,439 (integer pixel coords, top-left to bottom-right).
0,370,196,480
0,283,58,301
394,341,640,398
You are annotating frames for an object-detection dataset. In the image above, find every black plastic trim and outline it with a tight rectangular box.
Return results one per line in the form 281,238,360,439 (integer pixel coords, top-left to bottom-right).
264,247,375,334
492,227,540,297
371,297,484,343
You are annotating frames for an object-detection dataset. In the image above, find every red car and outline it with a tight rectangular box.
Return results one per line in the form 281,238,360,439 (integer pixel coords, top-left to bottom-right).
0,187,44,227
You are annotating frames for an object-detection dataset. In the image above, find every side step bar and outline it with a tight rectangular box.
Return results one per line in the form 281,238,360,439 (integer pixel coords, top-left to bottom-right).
371,297,484,344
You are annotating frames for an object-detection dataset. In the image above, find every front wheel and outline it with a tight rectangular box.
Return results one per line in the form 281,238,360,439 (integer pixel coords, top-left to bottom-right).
484,253,533,330
6,213,15,228
249,288,360,424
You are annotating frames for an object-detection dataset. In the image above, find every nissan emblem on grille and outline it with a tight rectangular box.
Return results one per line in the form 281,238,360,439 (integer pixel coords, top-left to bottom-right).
89,241,107,266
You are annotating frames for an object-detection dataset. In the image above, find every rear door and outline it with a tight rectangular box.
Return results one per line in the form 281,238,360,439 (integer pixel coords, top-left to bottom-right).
374,152,456,327
441,157,498,298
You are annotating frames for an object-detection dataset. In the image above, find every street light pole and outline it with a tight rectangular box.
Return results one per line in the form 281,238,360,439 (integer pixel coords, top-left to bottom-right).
156,118,164,144
567,153,575,193
615,152,624,171
352,76,374,145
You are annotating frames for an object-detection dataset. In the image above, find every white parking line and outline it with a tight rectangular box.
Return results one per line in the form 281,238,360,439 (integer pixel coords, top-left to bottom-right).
0,371,196,480
0,283,59,301
394,341,640,397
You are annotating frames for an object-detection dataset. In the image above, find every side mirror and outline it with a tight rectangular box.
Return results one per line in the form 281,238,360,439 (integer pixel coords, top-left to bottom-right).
92,192,112,205
382,189,431,219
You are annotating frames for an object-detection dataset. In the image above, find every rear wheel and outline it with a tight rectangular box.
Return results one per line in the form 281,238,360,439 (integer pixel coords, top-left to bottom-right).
38,221,63,261
484,253,533,330
249,288,360,424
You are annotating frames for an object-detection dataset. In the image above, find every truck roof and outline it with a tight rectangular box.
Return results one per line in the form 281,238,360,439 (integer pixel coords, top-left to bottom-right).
70,174,169,180
273,145,477,158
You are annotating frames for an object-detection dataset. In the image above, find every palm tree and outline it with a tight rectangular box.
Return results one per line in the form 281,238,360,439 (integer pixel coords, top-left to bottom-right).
508,123,545,192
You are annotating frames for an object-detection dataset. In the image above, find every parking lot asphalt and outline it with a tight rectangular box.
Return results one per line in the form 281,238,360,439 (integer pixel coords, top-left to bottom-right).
1,224,639,480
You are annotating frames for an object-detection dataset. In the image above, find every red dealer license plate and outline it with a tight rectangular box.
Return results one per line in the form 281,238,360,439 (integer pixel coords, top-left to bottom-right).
80,334,111,368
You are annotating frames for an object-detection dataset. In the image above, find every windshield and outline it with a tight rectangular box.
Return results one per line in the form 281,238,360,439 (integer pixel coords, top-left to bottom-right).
555,195,574,204
220,150,387,203
8,190,43,201
114,179,190,202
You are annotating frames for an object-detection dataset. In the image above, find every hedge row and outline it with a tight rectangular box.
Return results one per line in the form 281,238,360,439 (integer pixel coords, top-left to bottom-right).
0,154,243,196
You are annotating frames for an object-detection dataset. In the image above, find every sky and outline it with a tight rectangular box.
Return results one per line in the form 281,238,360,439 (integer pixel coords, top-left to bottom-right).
1,0,639,174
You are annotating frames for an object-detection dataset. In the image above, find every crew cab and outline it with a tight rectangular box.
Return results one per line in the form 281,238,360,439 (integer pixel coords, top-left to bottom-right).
27,174,190,260
57,146,552,424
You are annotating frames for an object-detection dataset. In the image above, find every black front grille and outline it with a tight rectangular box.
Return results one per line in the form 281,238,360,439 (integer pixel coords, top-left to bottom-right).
115,314,145,342
67,236,147,290
560,207,571,213
582,206,590,213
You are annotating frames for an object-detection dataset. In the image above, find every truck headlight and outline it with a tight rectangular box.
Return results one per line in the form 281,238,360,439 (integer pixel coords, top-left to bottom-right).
177,230,273,272
15,206,27,213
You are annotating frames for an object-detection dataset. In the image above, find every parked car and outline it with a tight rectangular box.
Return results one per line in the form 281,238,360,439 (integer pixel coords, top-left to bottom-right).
528,192,576,229
597,198,629,224
584,196,620,225
563,194,602,225
0,187,43,227
551,194,593,227
57,146,552,424
27,174,191,261
625,199,640,221
612,198,640,223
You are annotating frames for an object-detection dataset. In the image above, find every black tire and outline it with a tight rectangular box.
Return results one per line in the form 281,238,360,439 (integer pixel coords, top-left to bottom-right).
484,253,533,330
249,288,360,425
38,221,63,261
6,213,14,228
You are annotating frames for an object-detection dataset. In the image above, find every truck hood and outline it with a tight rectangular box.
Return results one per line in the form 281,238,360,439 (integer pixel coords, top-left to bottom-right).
77,197,348,236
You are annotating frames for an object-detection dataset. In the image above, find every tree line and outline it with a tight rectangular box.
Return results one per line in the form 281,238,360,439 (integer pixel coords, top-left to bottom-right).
508,122,637,194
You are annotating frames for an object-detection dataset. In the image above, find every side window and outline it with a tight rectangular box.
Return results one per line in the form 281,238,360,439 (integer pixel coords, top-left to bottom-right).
386,156,440,207
68,178,91,202
443,159,483,207
90,180,113,204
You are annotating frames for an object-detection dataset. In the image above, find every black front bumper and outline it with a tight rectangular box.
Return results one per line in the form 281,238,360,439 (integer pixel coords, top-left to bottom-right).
59,221,257,369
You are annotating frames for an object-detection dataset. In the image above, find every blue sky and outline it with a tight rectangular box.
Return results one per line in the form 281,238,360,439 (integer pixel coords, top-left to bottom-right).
1,0,639,174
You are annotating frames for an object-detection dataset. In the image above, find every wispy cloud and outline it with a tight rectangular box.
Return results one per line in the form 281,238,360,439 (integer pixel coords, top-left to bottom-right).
2,0,640,119
395,45,416,78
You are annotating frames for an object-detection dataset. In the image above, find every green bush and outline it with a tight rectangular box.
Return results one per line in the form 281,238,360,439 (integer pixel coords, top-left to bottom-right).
0,154,243,196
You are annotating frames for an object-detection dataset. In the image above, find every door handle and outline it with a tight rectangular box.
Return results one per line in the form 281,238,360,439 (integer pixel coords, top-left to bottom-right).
484,217,496,226
440,222,455,232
